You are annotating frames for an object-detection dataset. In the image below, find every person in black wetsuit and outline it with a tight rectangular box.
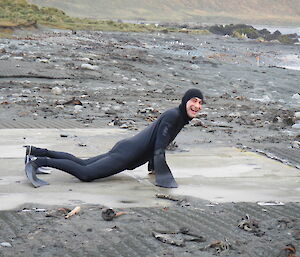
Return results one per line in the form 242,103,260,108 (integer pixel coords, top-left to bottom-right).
25,88,204,188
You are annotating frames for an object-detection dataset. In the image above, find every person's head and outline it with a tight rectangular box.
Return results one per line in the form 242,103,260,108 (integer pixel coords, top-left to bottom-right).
186,96,203,119
179,88,204,120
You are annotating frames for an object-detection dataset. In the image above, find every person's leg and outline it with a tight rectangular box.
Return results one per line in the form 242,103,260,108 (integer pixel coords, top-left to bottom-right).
32,152,124,182
29,146,106,166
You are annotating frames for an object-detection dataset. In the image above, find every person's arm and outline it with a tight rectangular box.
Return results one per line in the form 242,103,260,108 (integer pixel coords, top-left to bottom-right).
153,118,178,188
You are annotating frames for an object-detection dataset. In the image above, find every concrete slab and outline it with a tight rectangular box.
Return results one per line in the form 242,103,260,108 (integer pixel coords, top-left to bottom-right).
0,128,299,210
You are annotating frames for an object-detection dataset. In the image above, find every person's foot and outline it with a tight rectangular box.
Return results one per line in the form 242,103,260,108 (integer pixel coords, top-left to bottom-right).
23,145,51,174
23,145,32,165
25,159,49,188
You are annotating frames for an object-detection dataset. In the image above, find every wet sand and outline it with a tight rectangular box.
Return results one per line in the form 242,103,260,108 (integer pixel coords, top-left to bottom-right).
0,201,299,257
0,30,300,256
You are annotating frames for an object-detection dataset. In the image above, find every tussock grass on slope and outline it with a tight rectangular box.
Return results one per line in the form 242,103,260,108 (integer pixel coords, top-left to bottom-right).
0,0,209,36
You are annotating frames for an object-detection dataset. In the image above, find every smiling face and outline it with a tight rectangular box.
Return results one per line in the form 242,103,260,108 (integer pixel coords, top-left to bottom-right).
186,97,203,119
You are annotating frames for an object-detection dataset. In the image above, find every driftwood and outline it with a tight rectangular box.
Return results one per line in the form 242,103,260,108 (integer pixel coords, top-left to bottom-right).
65,206,81,219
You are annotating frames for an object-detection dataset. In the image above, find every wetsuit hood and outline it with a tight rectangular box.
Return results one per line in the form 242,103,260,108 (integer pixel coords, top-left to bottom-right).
179,88,204,123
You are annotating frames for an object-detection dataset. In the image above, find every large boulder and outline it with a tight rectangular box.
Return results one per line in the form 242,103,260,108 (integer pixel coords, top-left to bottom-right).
208,24,299,44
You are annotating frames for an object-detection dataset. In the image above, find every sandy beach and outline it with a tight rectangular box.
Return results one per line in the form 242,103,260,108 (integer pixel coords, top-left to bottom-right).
1,29,299,165
0,29,300,256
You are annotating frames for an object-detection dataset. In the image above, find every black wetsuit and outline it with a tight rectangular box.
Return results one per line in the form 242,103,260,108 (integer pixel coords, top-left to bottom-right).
32,89,204,188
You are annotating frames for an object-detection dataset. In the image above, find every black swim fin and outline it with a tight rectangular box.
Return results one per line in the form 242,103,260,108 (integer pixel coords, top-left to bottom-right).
154,149,178,188
25,161,49,188
155,170,178,188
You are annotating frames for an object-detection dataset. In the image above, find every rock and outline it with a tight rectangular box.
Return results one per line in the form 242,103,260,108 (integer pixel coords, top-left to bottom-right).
74,105,83,113
113,106,122,111
162,86,175,94
55,105,65,109
190,118,204,127
78,57,90,62
295,112,300,120
121,120,136,129
34,208,46,212
104,108,117,115
292,93,300,99
208,24,298,43
120,124,129,129
0,242,12,247
37,58,49,63
278,34,299,44
13,56,23,60
198,112,208,118
138,107,158,114
81,63,98,70
229,112,241,118
108,118,123,127
101,208,116,221
209,24,260,38
101,107,110,112
190,64,199,69
272,116,283,123
51,87,63,95
292,141,300,148
146,80,157,87
23,80,32,85
258,95,271,103
166,141,178,151
283,116,294,126
0,55,10,60
115,99,126,105
292,123,300,129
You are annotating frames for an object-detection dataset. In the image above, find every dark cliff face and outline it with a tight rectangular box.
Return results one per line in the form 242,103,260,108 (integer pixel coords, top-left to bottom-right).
28,0,300,25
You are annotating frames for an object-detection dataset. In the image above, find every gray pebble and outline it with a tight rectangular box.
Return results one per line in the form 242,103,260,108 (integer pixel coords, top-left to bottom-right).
0,242,12,247
292,123,300,129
